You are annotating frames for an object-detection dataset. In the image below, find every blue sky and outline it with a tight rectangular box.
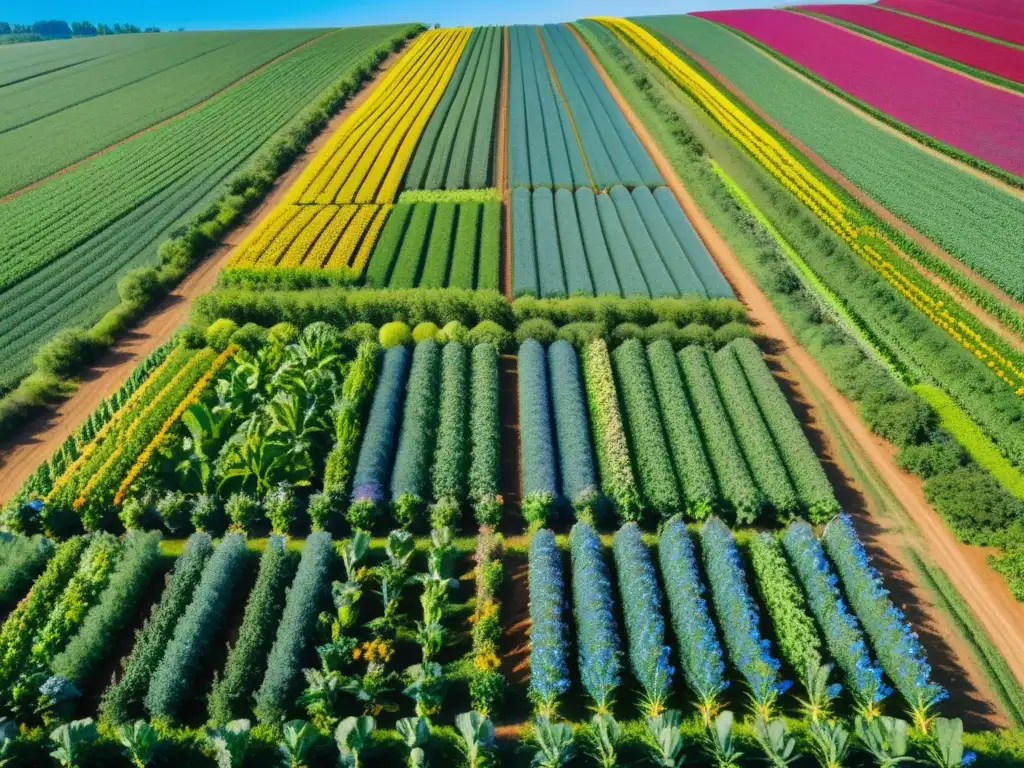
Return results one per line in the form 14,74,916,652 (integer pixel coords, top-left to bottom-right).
4,0,869,31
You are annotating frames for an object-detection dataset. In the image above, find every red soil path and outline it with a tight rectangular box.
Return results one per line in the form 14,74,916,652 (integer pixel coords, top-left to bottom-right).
0,45,411,502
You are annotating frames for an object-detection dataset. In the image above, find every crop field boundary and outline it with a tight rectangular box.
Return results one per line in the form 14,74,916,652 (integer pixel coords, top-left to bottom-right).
573,18,1024,694
654,26,1024,353
0,28,337,205
499,26,512,298
0,43,415,500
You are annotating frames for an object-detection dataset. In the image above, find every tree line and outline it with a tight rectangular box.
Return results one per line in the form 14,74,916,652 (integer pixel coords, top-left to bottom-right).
0,20,162,39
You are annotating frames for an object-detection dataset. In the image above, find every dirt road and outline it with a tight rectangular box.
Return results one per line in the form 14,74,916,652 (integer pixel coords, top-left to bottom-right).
573,22,1024,715
0,46,409,502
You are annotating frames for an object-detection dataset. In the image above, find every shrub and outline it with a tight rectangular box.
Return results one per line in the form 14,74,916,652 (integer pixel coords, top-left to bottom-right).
822,514,946,728
611,323,645,346
568,524,621,712
712,321,752,347
782,520,888,719
100,532,212,723
611,339,680,519
323,340,379,501
700,517,787,718
156,492,190,534
646,340,716,519
255,532,333,726
730,339,838,521
528,530,570,717
230,323,268,354
658,516,726,723
209,535,293,724
343,322,378,346
548,342,600,520
581,340,641,522
52,530,161,684
518,340,558,527
380,322,412,349
439,321,469,344
555,322,604,347
265,485,296,536
680,347,763,523
268,322,299,347
190,494,220,533
145,534,247,720
469,344,502,527
205,319,239,352
391,340,442,527
747,532,823,680
609,525,673,719
0,537,87,693
515,319,558,346
350,345,411,528
0,535,53,611
467,321,511,351
226,493,260,533
413,322,441,342
923,466,1024,546
431,342,469,527
711,347,798,519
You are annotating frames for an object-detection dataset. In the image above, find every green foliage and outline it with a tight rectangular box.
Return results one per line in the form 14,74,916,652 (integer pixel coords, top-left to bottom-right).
380,322,412,349
412,322,441,343
323,340,379,501
467,321,511,352
264,485,296,536
391,340,442,527
432,342,470,524
548,341,600,519
255,532,332,726
205,319,239,353
469,344,502,527
516,319,559,346
225,492,260,533
145,534,246,720
208,535,293,724
101,532,212,723
52,530,161,684
519,340,558,528
49,718,97,768
0,535,53,611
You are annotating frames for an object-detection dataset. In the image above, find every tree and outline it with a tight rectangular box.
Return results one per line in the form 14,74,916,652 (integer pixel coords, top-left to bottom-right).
32,20,72,37
70,21,96,36
0,23,11,35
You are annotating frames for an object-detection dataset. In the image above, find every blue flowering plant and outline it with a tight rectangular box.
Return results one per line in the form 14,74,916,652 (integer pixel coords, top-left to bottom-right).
519,340,559,528
568,523,622,713
658,516,728,726
824,514,947,731
783,520,889,720
528,529,571,717
700,517,789,719
611,523,674,716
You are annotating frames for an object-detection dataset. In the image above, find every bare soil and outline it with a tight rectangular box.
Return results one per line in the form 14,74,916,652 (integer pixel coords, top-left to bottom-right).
577,22,1024,719
0,45,410,503
0,30,336,205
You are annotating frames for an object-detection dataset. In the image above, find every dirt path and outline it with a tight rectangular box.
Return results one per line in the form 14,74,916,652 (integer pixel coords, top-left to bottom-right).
791,9,1024,99
671,34,1024,352
578,23,1024,712
498,27,512,300
0,46,410,503
0,30,336,205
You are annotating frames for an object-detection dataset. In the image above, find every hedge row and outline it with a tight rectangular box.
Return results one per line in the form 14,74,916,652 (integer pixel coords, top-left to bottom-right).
255,531,333,726
208,535,293,724
100,532,213,723
390,340,442,526
145,533,247,720
581,340,641,522
548,341,600,520
518,339,558,527
469,343,502,527
612,339,680,519
730,339,839,522
431,341,470,526
323,341,380,502
554,188,595,296
680,346,763,523
712,346,799,518
647,340,716,519
350,345,411,528
0,535,54,611
528,529,571,716
51,530,161,684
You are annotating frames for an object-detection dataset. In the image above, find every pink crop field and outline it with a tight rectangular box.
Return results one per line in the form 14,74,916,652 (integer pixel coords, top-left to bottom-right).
929,0,1022,22
694,8,1024,177
800,4,1024,84
878,0,1024,46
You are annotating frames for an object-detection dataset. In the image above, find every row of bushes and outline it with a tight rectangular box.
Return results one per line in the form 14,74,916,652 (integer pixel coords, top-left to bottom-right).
0,26,421,441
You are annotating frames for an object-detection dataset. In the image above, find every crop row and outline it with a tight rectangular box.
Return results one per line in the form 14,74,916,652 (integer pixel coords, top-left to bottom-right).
228,203,390,273
365,200,500,290
508,24,662,190
404,26,502,191
289,28,472,205
511,185,733,299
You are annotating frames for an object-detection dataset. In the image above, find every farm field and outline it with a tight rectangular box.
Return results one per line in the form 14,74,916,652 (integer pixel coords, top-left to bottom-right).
693,8,1024,177
0,24,417,393
2,7,1024,768
0,29,327,194
798,4,1024,85
878,0,1024,46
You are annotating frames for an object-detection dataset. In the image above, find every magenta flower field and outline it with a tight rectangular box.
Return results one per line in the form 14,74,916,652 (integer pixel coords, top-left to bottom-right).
878,0,1024,47
800,4,1024,84
694,9,1024,177
927,0,1022,22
